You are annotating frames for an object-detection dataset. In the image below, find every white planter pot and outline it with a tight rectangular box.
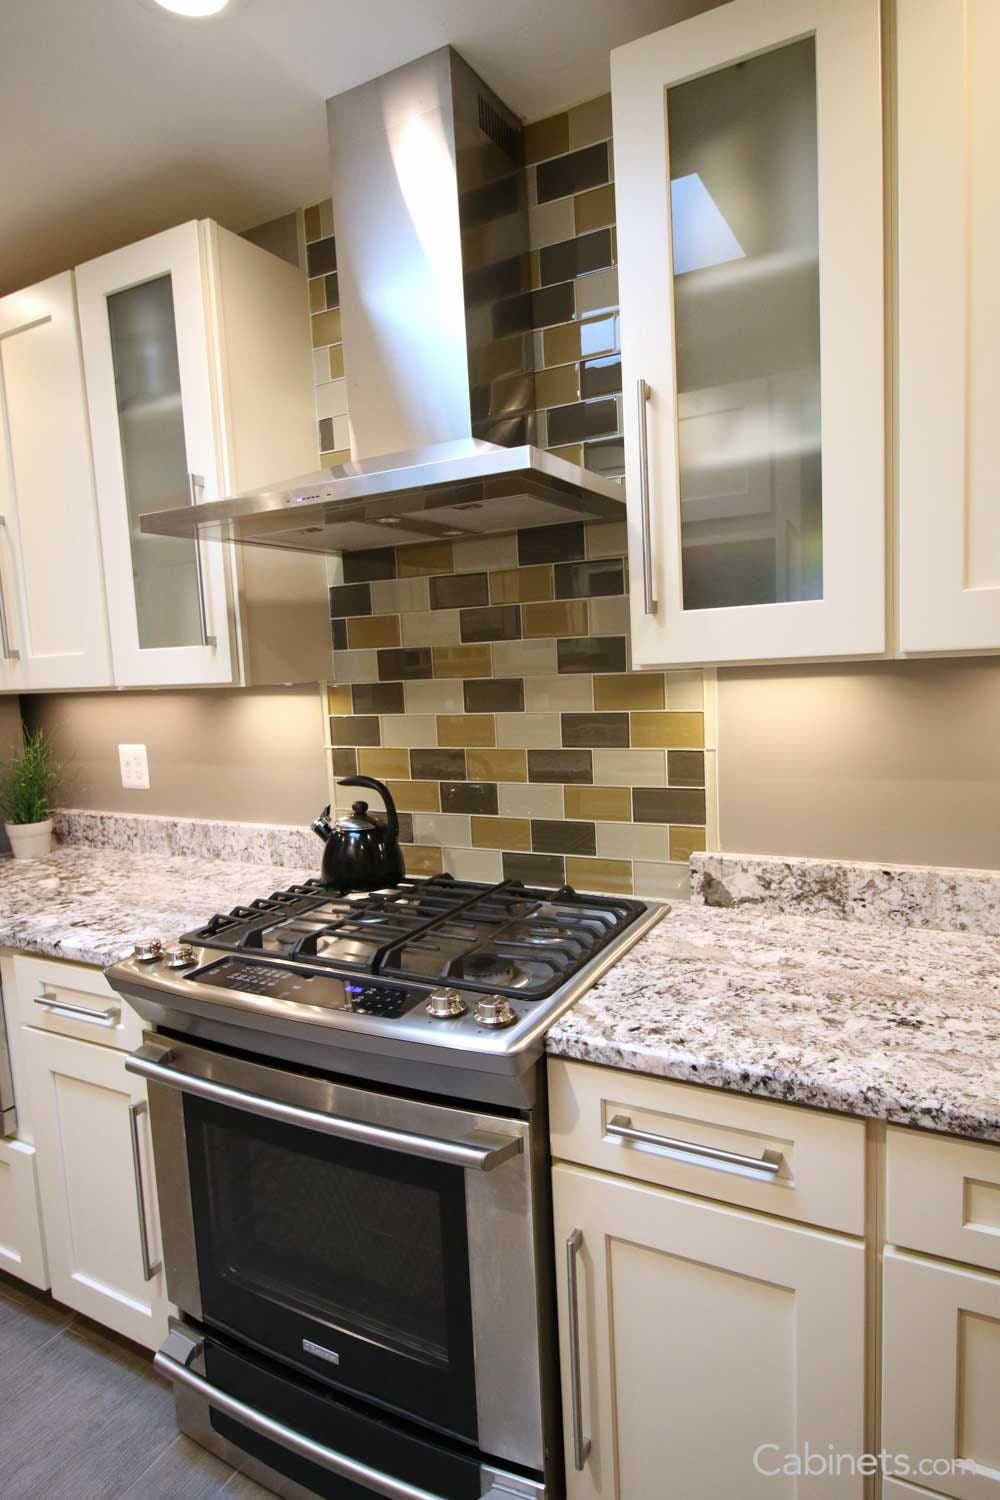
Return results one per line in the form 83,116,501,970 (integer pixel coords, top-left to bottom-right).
5,818,54,860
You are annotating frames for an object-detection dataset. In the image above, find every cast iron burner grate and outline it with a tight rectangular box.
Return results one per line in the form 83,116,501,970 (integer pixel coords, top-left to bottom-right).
181,875,645,1001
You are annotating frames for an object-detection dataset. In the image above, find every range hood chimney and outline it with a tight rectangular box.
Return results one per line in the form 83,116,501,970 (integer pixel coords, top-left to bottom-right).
141,47,624,556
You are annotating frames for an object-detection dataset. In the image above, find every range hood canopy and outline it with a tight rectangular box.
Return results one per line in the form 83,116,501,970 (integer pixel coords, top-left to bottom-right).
140,47,624,556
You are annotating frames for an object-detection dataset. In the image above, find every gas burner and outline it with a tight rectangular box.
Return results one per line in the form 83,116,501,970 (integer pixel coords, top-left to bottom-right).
461,951,519,988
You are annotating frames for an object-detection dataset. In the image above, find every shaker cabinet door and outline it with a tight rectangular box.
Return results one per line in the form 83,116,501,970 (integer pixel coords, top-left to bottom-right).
611,0,885,666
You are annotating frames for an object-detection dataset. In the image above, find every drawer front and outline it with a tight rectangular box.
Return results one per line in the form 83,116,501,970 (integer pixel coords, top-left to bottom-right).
9,954,141,1053
548,1059,866,1236
887,1125,1000,1274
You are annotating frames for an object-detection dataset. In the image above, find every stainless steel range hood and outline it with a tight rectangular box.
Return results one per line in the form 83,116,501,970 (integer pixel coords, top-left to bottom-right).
141,47,624,556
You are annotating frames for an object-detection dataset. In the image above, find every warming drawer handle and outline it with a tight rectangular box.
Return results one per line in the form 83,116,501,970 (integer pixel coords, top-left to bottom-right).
125,1044,522,1172
607,1114,783,1177
565,1228,591,1472
154,1345,450,1500
34,989,119,1027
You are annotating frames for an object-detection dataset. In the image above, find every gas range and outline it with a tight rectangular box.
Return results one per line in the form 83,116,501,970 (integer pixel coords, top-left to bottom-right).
107,873,666,1108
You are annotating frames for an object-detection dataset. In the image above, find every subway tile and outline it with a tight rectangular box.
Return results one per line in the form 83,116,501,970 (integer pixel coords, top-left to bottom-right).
525,112,570,164
410,748,466,781
330,715,381,747
580,355,623,399
502,850,566,888
531,819,597,856
403,678,464,714
433,644,493,679
325,273,340,309
316,377,348,419
351,681,404,715
668,750,706,787
327,684,352,714
490,565,553,604
347,614,400,649
523,674,593,711
594,673,665,711
311,308,342,348
397,541,454,577
452,534,518,573
318,416,335,453
631,711,705,748
444,846,504,882
534,364,580,409
322,447,350,469
392,810,415,844
377,647,434,681
437,714,496,748
401,609,461,647
574,182,616,234
429,573,489,610
583,520,626,562
385,780,440,813
498,782,561,818
554,558,624,600
306,235,337,277
491,635,557,677
593,749,667,786
464,678,525,713
401,844,444,876
529,194,577,249
565,855,633,896
536,142,610,204
584,436,625,480
596,821,669,863
530,282,576,329
343,549,396,583
632,787,707,824
523,600,589,638
547,397,618,447
564,784,631,821
313,345,333,383
471,816,531,852
557,636,627,674
328,344,345,379
371,576,429,615
411,812,472,848
303,202,323,242
496,711,561,749
562,712,629,748
331,748,358,778
310,275,327,313
542,321,582,368
357,748,410,779
669,825,708,862
569,93,613,150
332,648,379,683
467,748,527,783
518,522,586,566
580,312,620,358
441,781,498,815
527,749,593,784
380,714,438,748
576,267,619,317
664,670,706,710
633,860,691,901
329,582,371,618
460,605,521,643
539,229,613,287
588,595,629,636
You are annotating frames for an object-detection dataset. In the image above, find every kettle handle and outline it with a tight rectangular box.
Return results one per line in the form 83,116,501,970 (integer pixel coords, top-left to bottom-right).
337,776,399,843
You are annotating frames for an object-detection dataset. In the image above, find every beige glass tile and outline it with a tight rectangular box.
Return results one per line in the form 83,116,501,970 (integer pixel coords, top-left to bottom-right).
633,860,691,901
332,649,379,684
380,714,438,748
596,821,669,862
371,576,429,615
664,669,706,711
576,267,618,317
327,685,352,714
493,638,557,677
594,673,664,711
542,321,582,368
403,678,464,714
586,519,628,558
452,534,518,573
523,600,589,638
467,748,527,783
593,748,667,786
669,825,708,863
569,94,613,149
400,843,444,876
471,816,531,852
311,308,342,348
357,748,410,779
631,711,705,748
496,712,561,748
411,812,472,847
309,278,327,313
443,846,503,882
384,780,440,813
529,195,576,250
437,714,496,748
525,112,570,164
563,784,631,821
347,615,400,649
574,182,616,234
328,344,345,380
589,596,629,636
401,609,461,647
491,565,553,604
498,782,563,818
549,443,582,466
397,541,454,577
565,855,633,896
523,675,593,711
433,644,493,678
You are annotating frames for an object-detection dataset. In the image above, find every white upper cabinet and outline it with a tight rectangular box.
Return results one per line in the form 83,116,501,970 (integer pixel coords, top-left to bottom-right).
612,0,885,666
0,273,112,691
897,0,1000,653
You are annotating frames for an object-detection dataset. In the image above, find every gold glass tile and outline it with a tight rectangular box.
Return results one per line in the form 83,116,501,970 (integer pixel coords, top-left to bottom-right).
565,855,633,895
568,94,613,150
347,615,400,649
534,364,579,410
564,785,631,822
525,112,570,165
433,644,492,679
492,372,535,417
549,443,583,466
631,711,705,748
669,825,708,863
321,448,351,467
398,542,454,577
400,843,444,876
471,816,531,851
309,278,327,313
543,321,581,368
490,565,554,604
311,308,341,348
574,182,616,235
357,748,410,779
384,780,441,813
523,600,589,638
594,673,666,711
437,714,496,748
327,685,352,715
303,203,322,242
467,748,527,782
328,344,345,380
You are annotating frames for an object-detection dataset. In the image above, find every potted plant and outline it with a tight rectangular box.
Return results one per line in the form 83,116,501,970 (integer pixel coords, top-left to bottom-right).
0,726,60,859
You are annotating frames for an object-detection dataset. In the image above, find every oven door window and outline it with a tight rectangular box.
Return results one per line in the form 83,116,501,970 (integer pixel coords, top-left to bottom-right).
184,1097,478,1442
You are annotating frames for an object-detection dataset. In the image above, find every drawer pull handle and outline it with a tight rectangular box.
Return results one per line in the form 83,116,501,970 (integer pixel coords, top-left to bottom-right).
128,1100,161,1281
606,1114,783,1177
34,991,118,1027
565,1227,591,1471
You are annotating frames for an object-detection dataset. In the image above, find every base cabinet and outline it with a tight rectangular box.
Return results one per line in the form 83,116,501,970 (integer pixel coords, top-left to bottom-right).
0,1137,48,1288
553,1162,866,1498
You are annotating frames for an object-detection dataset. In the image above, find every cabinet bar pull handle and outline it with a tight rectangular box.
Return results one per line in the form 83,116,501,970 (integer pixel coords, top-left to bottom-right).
565,1227,591,1471
0,517,20,661
187,473,217,649
34,992,118,1027
128,1099,161,1281
607,1114,783,1177
636,379,656,615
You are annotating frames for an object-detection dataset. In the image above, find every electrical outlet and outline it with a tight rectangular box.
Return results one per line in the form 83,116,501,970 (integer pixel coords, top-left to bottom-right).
119,743,150,791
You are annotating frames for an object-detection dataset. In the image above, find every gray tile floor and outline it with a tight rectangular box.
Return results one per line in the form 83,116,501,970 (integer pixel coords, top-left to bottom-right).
0,1272,275,1500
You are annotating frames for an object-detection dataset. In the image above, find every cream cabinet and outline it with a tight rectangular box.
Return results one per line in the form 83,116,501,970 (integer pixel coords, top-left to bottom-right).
0,1137,48,1288
0,272,112,690
611,0,885,667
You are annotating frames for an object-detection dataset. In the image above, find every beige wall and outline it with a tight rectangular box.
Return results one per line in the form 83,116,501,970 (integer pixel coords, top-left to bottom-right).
717,659,1000,870
22,688,328,826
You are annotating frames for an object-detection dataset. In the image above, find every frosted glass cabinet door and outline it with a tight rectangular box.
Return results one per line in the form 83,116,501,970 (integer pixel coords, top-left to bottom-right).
76,222,233,687
612,0,885,666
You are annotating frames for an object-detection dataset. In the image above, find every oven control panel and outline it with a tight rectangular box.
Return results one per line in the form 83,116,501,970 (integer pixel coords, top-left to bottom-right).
188,958,422,1018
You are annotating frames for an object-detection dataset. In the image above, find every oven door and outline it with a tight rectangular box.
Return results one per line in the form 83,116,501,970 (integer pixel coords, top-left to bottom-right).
127,1033,544,1472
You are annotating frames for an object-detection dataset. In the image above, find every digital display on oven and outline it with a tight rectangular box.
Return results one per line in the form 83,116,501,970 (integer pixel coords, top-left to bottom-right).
189,958,421,1017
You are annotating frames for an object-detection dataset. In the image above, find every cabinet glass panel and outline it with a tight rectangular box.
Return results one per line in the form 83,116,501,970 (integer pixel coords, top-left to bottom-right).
107,276,202,648
667,38,822,611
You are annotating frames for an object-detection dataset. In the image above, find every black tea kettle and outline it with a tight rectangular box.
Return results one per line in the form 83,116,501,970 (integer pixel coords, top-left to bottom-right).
312,777,406,893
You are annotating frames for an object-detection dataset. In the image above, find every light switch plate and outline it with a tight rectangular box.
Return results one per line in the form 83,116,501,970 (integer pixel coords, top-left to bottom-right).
119,743,150,791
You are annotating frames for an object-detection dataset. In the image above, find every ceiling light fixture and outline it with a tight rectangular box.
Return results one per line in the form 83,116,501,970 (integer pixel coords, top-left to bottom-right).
151,0,230,16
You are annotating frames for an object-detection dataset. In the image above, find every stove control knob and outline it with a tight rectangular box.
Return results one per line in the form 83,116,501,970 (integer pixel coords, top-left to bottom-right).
165,944,196,969
475,995,517,1028
132,938,163,963
426,987,468,1019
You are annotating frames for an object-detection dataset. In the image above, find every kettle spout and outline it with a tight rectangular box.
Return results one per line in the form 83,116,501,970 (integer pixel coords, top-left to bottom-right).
312,806,334,842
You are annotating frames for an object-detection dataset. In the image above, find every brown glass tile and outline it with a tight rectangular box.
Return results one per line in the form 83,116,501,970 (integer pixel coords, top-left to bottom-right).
554,559,624,600
357,748,410,779
410,748,466,781
501,850,566,887
542,321,582,368
562,712,629,749
523,600,588,639
329,582,371,618
563,784,631,821
547,398,618,448
343,548,396,583
593,674,664,711
306,235,336,278
330,716,381,747
384,780,440,813
632,787,707,824
490,565,553,604
565,855,633,896
397,541,455,577
351,681,404,715
536,142,610,205
433,644,492,679
394,811,415,843
670,825,708,862
527,749,593,784
438,714,496,748
377,647,433,681
429,573,489,610
518,522,585,566
631,711,705,749
471,816,531,852
574,182,616,234
327,684,352,714
318,417,335,453
441,781,498,815
331,618,348,650
525,113,570,164
580,355,623,399
539,230,613,287
460,605,521,643
347,615,400,650
311,308,341,348
668,750,706,787
557,636,627,674
401,843,444,876
464,678,525,713
331,748,357,778
531,819,597,856
325,273,339,308
533,364,579,409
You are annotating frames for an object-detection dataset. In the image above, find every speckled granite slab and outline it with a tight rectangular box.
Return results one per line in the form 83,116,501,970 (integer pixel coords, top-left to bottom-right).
547,903,1000,1141
692,851,1000,935
54,808,318,870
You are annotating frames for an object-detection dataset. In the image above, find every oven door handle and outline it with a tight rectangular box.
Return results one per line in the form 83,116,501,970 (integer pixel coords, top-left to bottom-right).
125,1044,523,1172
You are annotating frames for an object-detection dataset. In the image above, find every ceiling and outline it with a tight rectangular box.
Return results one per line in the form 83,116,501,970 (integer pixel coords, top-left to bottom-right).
1,0,715,297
